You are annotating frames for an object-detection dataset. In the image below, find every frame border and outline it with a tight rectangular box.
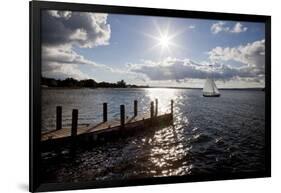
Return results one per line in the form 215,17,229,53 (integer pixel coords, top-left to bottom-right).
30,1,271,192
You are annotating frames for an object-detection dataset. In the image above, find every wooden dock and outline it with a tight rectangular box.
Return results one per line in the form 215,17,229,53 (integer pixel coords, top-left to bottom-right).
41,99,174,150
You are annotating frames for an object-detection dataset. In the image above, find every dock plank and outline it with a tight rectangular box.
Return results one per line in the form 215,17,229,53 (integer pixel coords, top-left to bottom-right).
41,112,170,142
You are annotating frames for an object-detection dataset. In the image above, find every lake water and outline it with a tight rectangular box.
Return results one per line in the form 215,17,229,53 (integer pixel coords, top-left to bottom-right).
41,88,265,183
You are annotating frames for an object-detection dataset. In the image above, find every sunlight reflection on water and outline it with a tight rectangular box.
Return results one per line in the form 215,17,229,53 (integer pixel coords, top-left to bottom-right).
146,88,179,114
142,88,193,176
41,88,266,183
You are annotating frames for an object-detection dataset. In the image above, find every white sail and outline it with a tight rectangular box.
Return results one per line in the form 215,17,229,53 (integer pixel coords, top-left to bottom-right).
203,78,220,97
211,80,219,94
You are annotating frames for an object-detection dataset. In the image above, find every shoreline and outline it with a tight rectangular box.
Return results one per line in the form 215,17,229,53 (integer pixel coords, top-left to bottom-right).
41,86,265,91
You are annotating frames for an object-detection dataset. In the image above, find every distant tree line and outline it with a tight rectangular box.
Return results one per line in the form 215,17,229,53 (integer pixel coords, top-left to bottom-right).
41,77,149,88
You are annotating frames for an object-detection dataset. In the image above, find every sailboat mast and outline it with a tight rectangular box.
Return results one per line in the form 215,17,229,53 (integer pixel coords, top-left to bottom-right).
210,65,215,93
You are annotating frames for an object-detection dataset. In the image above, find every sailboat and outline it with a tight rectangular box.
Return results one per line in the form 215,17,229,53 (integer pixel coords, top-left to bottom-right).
203,78,220,97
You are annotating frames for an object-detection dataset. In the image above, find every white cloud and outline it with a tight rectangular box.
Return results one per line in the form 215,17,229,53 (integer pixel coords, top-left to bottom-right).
48,10,72,19
211,21,230,34
42,10,111,48
41,45,113,80
129,39,265,86
129,38,265,84
230,22,248,33
42,45,100,67
211,21,247,34
208,39,265,69
41,10,112,79
42,62,90,80
129,57,261,82
69,29,88,41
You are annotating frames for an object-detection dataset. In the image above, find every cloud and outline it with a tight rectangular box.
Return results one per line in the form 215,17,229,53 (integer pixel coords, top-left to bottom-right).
211,21,247,34
42,45,92,80
131,58,208,80
130,38,265,83
128,39,265,85
230,22,248,33
41,45,109,68
208,39,265,70
42,62,90,80
189,25,195,29
41,10,112,79
42,10,111,48
129,57,262,82
211,21,230,34
42,44,115,80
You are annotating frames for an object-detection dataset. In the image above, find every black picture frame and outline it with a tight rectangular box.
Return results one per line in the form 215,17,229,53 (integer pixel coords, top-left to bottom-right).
30,1,271,192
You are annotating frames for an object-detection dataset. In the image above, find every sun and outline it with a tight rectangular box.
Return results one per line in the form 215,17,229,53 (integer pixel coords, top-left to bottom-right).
158,34,171,49
142,20,185,57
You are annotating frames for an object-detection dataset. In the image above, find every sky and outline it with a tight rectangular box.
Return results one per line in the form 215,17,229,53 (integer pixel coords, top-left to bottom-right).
41,10,265,88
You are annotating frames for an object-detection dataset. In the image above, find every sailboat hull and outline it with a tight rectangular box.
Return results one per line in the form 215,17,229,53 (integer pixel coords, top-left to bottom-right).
203,93,220,97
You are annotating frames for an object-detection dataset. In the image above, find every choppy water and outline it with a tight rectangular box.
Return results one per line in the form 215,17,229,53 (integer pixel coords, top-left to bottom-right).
41,88,265,183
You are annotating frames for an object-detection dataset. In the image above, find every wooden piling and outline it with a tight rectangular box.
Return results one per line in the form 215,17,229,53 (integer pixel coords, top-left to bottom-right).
120,105,125,127
150,101,154,118
70,109,78,155
155,99,158,116
56,106,62,130
71,109,78,137
103,103,107,122
134,100,138,117
171,100,174,115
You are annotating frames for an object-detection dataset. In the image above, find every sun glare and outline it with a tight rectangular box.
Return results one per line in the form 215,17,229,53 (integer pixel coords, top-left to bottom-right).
142,20,185,57
158,34,171,49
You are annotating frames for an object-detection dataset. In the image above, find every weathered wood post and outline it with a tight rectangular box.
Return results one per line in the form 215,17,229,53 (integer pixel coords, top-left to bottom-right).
103,103,107,122
155,99,158,116
171,100,174,116
56,106,62,130
71,109,78,137
134,100,138,117
71,109,78,155
150,101,154,118
120,105,125,127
